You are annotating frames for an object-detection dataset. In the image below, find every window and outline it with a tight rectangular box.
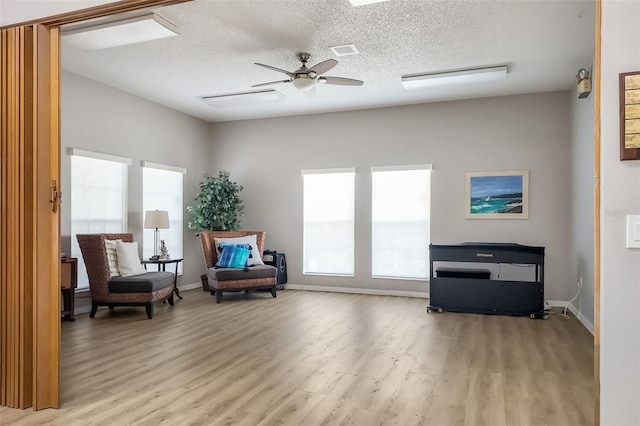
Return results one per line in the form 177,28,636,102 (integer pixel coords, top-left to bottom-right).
142,162,185,273
371,165,431,280
70,149,130,289
303,168,355,276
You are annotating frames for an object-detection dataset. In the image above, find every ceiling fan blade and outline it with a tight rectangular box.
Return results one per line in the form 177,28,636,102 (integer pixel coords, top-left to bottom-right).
251,80,291,87
319,76,364,86
254,63,294,77
308,59,338,75
304,86,317,98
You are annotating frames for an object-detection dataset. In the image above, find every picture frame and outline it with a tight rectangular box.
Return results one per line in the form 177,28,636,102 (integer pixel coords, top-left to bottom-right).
619,71,640,160
465,170,529,219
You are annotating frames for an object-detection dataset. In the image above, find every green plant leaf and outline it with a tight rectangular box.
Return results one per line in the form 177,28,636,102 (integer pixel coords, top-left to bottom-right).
187,170,244,234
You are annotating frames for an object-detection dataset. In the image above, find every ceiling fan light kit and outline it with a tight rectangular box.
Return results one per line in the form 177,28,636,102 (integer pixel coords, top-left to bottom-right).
401,65,508,90
201,90,285,108
61,14,178,50
292,77,316,91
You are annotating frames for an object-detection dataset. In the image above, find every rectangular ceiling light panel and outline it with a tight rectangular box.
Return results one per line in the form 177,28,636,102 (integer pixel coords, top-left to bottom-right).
201,90,286,108
62,14,178,50
349,0,389,6
401,65,508,90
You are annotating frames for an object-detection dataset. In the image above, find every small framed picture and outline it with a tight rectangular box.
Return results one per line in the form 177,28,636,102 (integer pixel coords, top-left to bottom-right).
465,170,529,219
619,71,640,160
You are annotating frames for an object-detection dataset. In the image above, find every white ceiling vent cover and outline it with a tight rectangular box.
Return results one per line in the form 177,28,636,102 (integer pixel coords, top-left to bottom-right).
329,44,360,57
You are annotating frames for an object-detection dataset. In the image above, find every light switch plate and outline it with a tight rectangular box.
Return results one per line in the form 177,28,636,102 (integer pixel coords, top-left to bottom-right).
626,215,640,248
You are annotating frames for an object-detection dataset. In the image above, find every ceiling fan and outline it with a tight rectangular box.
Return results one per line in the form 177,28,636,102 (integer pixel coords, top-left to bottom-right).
252,52,363,96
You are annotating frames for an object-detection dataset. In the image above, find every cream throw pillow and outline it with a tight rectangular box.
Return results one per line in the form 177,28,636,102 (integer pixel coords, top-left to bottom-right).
104,239,122,277
115,241,146,277
213,234,264,266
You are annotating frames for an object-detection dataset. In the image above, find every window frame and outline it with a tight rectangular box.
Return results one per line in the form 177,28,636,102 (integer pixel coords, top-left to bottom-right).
371,164,432,281
69,148,131,289
141,161,186,273
302,167,356,277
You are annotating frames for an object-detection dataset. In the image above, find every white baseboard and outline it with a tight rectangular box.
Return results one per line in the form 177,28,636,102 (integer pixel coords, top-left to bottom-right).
179,282,202,291
73,283,595,335
546,299,594,335
567,303,595,335
285,284,429,299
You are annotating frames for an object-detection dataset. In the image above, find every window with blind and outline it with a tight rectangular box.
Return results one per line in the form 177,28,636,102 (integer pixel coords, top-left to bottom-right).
70,149,130,289
371,165,431,280
303,168,355,276
142,162,185,273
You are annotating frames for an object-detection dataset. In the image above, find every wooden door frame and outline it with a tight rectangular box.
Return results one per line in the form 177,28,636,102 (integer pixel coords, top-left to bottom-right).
0,0,190,410
594,0,601,424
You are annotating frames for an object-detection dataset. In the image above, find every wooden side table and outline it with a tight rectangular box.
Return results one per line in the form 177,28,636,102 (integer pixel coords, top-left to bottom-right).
141,258,183,299
61,257,77,321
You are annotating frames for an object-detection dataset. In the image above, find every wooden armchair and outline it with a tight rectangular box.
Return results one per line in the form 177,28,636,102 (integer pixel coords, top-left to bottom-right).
76,233,175,319
200,231,277,303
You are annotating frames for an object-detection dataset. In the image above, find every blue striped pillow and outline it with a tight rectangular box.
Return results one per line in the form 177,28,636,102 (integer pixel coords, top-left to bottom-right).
215,243,251,269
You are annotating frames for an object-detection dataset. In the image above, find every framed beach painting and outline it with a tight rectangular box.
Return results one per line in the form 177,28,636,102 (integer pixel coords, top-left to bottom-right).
465,170,529,219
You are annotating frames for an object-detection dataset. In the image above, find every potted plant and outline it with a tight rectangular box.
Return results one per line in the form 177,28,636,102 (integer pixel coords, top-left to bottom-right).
187,170,244,234
188,171,244,291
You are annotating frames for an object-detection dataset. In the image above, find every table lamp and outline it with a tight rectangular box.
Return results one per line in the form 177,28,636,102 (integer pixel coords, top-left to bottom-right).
144,210,169,260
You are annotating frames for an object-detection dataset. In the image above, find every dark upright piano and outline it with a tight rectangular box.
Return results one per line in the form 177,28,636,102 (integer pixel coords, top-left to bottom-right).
428,243,545,318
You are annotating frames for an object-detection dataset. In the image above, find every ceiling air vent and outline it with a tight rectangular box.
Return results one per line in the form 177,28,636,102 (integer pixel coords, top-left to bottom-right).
329,44,359,57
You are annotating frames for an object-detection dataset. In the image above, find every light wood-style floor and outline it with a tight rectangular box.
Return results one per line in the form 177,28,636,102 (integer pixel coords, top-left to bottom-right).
1,289,594,426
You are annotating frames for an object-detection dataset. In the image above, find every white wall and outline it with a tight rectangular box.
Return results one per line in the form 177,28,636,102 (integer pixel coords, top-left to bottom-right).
61,71,212,290
600,1,640,424
570,66,596,329
210,91,573,300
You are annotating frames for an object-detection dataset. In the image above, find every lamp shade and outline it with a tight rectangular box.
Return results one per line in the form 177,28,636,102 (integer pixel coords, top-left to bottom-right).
144,210,170,229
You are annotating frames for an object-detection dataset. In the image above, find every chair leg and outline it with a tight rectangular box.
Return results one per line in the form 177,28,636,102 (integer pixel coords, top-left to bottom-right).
145,303,154,319
271,286,277,298
108,305,115,310
216,291,223,304
210,290,216,296
167,294,174,306
90,302,99,318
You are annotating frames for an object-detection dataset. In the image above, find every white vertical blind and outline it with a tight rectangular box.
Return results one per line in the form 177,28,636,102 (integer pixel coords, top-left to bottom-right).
142,163,185,273
70,152,129,289
303,168,355,276
371,165,431,280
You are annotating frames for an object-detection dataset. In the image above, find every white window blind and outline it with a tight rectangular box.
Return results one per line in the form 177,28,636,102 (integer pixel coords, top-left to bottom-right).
371,165,431,280
70,150,130,289
303,168,355,276
142,162,185,273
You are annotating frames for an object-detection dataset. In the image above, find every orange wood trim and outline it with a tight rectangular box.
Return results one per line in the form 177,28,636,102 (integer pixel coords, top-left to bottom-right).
0,29,5,407
32,24,61,410
0,0,191,29
0,25,34,409
594,0,602,424
19,25,33,409
0,23,61,410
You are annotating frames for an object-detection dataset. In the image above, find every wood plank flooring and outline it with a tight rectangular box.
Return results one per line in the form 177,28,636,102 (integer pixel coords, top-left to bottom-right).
0,289,594,425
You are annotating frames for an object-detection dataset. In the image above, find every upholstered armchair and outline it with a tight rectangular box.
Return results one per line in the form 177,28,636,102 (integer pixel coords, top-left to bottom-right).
76,233,175,319
200,231,277,303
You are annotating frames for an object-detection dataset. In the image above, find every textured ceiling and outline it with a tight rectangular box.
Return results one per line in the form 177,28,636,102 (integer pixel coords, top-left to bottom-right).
58,0,595,123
